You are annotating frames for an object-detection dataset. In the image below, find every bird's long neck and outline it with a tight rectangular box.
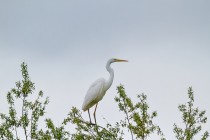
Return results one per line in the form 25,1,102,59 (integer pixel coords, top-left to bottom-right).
105,61,114,91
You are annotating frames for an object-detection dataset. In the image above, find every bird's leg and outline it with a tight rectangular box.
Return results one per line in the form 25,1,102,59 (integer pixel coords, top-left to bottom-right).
93,103,98,125
88,109,92,124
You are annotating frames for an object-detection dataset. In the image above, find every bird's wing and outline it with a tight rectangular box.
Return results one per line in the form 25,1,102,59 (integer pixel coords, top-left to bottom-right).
82,78,106,111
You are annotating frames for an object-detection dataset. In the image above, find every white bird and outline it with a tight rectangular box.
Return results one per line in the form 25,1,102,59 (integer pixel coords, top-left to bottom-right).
82,58,128,124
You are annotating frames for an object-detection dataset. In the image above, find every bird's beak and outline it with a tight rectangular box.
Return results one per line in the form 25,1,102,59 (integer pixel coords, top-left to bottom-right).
116,59,128,62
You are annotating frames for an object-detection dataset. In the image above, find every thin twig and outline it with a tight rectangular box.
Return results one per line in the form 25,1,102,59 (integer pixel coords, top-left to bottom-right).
11,103,18,140
123,98,134,140
22,96,28,140
79,117,117,139
75,114,97,138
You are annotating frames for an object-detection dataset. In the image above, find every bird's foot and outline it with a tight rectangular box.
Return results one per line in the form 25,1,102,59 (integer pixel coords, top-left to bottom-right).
89,122,96,125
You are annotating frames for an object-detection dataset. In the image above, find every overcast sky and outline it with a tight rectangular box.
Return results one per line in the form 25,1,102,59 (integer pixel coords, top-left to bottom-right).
0,0,210,139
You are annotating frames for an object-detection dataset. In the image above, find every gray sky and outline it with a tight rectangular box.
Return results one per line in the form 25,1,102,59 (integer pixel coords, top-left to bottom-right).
1,0,210,139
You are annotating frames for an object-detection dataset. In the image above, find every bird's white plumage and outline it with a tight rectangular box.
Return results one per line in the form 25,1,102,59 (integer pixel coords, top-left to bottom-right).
82,78,106,111
81,58,127,124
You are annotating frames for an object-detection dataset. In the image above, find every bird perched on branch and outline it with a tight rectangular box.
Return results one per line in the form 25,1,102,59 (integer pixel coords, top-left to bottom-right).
82,58,128,125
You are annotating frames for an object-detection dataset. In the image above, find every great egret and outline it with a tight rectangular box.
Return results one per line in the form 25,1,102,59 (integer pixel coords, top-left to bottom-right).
82,58,128,125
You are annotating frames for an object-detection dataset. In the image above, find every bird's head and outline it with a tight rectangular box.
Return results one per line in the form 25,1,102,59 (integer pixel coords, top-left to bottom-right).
111,58,128,63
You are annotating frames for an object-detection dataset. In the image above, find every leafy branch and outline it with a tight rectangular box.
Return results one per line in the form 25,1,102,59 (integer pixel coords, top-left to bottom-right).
0,62,69,140
115,85,165,140
173,87,209,140
62,107,124,140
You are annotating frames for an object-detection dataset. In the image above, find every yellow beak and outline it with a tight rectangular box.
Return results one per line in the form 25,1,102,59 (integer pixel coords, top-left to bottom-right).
115,59,128,62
